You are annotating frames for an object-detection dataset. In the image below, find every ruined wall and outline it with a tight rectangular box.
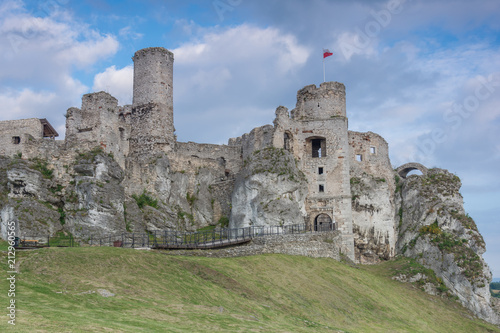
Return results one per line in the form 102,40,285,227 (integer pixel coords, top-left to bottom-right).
0,118,44,157
65,92,129,168
228,125,274,161
348,131,397,263
175,141,242,178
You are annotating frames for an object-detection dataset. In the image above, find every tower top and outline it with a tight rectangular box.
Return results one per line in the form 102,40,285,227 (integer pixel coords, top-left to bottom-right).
291,81,346,120
132,47,174,61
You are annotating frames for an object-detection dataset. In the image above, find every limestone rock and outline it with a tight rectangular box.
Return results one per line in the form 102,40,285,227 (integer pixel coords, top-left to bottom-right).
397,168,499,325
230,147,308,228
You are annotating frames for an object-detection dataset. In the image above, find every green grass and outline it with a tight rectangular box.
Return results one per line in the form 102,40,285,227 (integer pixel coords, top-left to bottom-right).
0,245,498,332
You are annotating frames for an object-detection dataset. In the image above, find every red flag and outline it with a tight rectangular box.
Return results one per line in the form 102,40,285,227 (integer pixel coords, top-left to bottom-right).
323,48,333,58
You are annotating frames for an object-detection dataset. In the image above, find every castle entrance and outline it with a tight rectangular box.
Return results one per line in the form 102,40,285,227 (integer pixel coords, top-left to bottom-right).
314,214,333,231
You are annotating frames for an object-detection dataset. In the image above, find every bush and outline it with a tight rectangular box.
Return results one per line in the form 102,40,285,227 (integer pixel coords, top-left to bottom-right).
132,191,158,209
419,221,441,235
218,216,229,228
31,158,54,179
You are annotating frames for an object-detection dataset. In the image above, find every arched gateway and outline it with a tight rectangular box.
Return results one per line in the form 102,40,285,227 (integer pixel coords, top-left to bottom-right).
314,214,334,231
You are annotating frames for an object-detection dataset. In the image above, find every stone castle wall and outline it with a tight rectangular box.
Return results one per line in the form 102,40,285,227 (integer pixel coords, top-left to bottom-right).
164,231,342,260
0,118,44,157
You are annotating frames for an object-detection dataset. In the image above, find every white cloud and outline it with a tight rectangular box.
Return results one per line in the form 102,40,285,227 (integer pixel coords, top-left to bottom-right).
0,89,57,120
170,24,311,143
92,65,134,105
173,24,310,72
0,0,120,137
119,26,143,40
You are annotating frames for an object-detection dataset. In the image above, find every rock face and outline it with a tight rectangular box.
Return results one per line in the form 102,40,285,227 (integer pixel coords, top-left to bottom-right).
396,169,499,325
230,147,308,228
348,132,397,264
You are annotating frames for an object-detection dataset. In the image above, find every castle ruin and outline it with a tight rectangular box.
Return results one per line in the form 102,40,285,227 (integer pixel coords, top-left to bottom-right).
2,47,499,324
0,47,403,262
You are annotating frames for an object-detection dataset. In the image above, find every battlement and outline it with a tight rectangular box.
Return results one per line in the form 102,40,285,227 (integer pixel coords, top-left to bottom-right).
291,81,346,121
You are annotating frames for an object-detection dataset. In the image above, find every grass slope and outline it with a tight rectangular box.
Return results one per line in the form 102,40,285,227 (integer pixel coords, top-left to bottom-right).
0,244,499,332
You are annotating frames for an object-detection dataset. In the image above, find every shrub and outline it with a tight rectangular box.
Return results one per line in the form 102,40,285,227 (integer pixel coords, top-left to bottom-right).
186,192,197,207
132,191,158,209
31,158,54,179
218,216,229,228
419,221,441,235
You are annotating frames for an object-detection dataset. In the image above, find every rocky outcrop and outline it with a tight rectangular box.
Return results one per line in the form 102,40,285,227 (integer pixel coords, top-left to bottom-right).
230,147,308,228
0,149,233,240
350,173,396,264
396,168,499,325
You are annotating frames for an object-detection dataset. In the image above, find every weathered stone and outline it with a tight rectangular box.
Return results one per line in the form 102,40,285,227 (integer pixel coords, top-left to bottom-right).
396,168,499,325
230,147,308,228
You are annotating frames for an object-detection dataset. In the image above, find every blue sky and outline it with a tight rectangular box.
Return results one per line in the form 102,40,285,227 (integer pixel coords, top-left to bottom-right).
0,0,499,276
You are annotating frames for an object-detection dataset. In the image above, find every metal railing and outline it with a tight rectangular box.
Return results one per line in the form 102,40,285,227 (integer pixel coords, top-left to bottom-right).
14,222,335,250
14,235,75,248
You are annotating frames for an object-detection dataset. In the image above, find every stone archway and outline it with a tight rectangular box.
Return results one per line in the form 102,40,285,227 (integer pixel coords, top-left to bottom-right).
396,162,428,179
314,213,334,231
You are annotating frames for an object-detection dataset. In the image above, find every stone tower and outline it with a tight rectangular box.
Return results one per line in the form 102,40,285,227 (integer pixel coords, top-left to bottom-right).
129,47,175,154
273,81,355,259
291,81,346,120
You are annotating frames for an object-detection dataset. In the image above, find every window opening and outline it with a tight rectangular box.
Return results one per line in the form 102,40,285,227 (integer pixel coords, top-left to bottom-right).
319,184,324,192
12,136,20,145
284,133,291,151
356,154,363,162
318,167,324,175
312,139,326,158
370,147,376,154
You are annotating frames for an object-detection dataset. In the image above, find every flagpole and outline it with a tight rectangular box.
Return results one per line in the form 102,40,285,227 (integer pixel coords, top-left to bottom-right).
323,57,325,82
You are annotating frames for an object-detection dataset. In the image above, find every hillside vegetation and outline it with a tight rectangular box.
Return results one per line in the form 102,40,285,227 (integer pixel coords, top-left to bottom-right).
1,243,499,332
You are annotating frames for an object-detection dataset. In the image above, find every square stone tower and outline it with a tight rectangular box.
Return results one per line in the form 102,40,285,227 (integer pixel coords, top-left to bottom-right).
273,82,355,259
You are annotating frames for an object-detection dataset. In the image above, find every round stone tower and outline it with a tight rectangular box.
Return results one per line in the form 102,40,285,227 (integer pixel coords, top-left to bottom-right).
129,47,175,154
291,82,346,120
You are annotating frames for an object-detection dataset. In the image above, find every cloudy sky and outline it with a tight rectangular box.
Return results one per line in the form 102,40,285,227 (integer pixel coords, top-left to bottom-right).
1,0,499,275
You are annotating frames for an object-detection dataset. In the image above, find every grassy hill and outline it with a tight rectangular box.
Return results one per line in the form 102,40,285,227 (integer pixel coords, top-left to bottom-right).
1,242,499,332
